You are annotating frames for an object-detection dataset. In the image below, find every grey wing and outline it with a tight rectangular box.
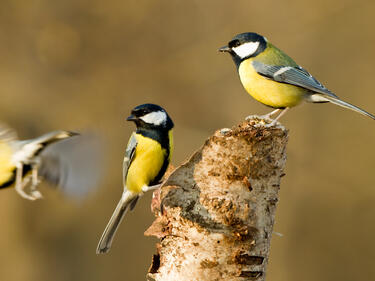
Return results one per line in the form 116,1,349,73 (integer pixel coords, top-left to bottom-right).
123,133,137,188
38,133,104,199
252,61,339,98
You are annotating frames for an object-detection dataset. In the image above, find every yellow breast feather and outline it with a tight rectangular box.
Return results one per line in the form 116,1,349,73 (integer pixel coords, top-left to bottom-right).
238,43,305,108
0,141,16,187
125,134,167,193
239,59,305,108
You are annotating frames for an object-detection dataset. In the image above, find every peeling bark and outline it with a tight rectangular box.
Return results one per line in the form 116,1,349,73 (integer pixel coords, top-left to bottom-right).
145,117,288,281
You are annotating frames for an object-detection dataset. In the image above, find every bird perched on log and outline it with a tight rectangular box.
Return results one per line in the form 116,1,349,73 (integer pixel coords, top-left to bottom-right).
219,32,375,124
97,103,174,254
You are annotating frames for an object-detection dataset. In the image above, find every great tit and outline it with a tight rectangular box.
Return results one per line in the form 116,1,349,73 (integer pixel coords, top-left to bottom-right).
219,32,375,123
96,103,174,254
0,124,100,200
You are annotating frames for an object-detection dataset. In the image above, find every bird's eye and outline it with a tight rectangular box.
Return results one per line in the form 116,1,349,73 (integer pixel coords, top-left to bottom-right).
140,109,149,115
229,40,241,48
133,109,145,116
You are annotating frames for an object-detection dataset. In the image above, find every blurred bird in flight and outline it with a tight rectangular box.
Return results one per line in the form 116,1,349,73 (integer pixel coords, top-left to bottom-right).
0,123,102,200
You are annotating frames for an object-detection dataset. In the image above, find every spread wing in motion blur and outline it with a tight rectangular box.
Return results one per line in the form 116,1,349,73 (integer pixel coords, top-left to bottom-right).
0,122,104,200
39,133,104,200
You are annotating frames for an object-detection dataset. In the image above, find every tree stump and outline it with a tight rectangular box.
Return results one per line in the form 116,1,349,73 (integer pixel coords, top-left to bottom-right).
145,117,288,281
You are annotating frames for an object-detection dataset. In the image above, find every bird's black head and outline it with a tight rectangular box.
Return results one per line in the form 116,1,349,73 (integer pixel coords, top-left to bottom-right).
127,103,174,131
219,32,267,66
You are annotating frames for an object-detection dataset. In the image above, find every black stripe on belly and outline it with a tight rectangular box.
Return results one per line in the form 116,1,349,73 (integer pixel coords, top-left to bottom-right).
136,128,171,185
0,164,32,189
150,155,169,186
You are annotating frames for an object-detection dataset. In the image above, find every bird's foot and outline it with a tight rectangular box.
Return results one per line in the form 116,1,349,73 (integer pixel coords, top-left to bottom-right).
246,108,289,127
246,109,280,124
15,171,43,201
16,183,43,201
28,189,43,200
260,109,281,121
245,115,273,127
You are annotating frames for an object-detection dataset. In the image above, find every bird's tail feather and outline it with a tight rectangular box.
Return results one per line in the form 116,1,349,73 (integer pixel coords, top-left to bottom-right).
316,94,375,120
96,191,138,254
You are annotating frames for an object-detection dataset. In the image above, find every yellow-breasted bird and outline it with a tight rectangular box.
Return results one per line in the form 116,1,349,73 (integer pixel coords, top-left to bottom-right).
96,103,174,254
219,32,375,123
0,124,102,200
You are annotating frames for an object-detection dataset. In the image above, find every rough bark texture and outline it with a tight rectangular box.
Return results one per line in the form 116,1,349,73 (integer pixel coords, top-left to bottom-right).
145,117,288,281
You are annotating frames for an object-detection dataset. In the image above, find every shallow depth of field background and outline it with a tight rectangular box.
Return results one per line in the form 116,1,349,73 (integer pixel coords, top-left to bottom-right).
1,1,375,280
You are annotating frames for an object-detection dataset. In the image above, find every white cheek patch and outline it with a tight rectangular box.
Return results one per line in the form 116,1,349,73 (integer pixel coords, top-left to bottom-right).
232,41,260,59
140,111,167,126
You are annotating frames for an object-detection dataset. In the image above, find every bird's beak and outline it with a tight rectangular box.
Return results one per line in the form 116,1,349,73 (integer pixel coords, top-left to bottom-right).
218,45,231,53
126,115,137,122
67,131,80,137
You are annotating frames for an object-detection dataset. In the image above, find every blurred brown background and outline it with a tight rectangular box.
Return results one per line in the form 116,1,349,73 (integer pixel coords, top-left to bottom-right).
1,0,375,280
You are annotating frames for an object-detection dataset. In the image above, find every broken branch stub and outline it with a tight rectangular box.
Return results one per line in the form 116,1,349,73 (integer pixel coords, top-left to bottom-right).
145,117,288,281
